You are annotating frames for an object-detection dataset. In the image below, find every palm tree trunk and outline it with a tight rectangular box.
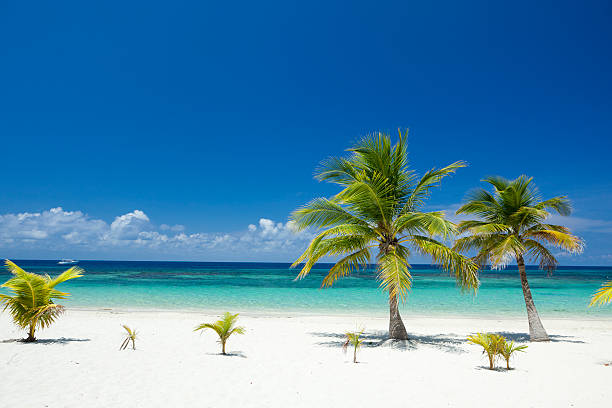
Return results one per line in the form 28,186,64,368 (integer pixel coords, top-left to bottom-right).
221,340,226,355
388,293,409,340
25,324,36,342
353,346,357,363
517,254,549,342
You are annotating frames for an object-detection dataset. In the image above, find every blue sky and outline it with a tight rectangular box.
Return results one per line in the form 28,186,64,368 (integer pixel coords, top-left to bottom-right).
1,1,611,264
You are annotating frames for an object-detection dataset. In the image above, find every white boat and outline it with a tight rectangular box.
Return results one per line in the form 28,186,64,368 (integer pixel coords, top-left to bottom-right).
58,259,79,265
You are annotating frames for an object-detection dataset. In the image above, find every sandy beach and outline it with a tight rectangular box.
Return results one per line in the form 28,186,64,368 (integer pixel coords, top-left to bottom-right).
1,309,611,407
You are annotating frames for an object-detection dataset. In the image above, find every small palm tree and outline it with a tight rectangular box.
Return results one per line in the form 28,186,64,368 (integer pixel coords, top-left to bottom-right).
0,260,84,342
467,332,505,370
194,312,245,355
343,329,365,363
499,340,527,369
454,176,583,341
120,325,137,350
589,281,612,307
292,131,479,340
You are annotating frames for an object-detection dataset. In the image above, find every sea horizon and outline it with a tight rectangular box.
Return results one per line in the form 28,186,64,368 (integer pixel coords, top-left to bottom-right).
3,259,611,319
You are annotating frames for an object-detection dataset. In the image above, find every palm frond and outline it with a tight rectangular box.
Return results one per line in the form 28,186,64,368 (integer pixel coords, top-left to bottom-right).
404,161,466,211
535,196,572,216
47,266,84,288
291,198,369,231
524,229,583,253
523,239,558,273
293,234,374,279
408,235,479,291
590,281,612,307
377,249,412,302
321,247,372,288
394,211,456,239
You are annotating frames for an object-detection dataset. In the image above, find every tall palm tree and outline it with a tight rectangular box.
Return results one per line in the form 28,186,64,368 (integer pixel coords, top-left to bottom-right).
291,131,479,340
0,260,84,342
454,176,583,341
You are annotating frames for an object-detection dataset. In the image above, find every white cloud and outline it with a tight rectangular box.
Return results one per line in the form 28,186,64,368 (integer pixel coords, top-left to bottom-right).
109,210,151,240
0,207,314,260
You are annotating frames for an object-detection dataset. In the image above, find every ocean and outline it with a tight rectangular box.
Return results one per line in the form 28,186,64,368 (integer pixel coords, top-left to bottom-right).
2,260,612,318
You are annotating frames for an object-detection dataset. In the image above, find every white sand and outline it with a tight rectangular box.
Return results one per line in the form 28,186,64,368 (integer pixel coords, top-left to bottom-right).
1,309,611,407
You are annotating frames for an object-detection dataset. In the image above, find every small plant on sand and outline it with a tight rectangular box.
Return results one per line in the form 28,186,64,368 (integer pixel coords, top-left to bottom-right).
0,260,83,342
499,340,527,369
120,325,138,350
194,312,245,355
343,329,365,363
589,281,612,307
467,332,505,370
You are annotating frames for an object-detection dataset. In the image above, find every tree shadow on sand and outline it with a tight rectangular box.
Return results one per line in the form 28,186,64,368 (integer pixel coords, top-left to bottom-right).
1,337,91,345
204,351,247,358
494,331,585,344
309,331,468,353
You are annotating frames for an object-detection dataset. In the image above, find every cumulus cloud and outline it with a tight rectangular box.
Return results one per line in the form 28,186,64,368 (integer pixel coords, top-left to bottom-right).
0,207,314,260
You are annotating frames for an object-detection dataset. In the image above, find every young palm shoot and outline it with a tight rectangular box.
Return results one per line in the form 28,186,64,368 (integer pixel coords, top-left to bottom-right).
343,329,365,363
467,333,505,370
0,260,84,342
120,325,138,351
499,340,527,369
194,312,245,355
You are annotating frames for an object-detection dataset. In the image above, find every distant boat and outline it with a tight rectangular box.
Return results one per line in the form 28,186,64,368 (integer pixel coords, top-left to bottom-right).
58,259,79,265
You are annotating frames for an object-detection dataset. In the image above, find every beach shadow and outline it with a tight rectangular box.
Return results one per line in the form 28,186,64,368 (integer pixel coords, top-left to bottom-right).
309,331,389,348
205,351,247,358
494,331,585,344
309,331,466,353
1,337,91,345
475,366,510,372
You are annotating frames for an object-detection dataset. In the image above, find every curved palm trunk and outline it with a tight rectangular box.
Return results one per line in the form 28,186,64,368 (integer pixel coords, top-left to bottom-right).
517,255,549,342
221,340,226,355
388,293,409,340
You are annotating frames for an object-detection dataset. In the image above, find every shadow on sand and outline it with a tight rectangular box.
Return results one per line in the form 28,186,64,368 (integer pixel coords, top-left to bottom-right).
310,329,585,353
309,331,467,353
205,351,248,358
494,331,585,344
1,337,91,345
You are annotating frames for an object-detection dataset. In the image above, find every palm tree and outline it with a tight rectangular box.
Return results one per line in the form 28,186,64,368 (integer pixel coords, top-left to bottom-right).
194,312,245,355
0,260,84,342
454,176,583,341
291,131,479,340
590,281,612,307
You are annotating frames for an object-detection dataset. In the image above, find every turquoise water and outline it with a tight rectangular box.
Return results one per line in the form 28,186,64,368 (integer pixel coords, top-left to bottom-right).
2,260,612,318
